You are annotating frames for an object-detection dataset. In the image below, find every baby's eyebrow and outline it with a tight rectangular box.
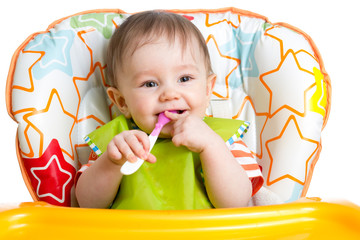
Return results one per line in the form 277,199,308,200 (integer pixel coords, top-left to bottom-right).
175,64,200,73
132,64,200,80
132,70,155,79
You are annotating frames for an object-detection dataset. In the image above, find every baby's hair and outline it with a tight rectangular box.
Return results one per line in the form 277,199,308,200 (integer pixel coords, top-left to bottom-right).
106,10,213,87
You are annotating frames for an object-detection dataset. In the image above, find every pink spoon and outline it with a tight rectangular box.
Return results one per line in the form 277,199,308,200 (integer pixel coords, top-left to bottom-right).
120,111,173,175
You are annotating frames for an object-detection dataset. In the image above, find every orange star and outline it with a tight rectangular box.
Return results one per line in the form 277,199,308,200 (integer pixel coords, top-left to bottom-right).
265,115,319,186
260,50,315,117
206,35,240,99
23,89,76,160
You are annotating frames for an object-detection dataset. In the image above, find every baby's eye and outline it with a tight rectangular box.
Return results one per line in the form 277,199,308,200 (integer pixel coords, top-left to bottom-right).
143,81,158,88
178,76,191,83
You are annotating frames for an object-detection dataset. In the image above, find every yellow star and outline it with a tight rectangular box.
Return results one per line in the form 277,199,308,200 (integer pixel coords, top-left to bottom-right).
308,67,327,117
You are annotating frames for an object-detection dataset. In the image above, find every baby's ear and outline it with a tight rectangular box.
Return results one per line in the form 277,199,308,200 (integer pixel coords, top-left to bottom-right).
206,74,217,98
107,87,131,118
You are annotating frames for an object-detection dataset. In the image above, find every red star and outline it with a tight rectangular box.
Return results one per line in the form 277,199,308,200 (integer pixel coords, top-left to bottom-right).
182,15,194,21
22,139,76,206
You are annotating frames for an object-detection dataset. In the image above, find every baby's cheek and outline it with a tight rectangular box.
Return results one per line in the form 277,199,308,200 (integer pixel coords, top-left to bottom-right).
130,104,155,132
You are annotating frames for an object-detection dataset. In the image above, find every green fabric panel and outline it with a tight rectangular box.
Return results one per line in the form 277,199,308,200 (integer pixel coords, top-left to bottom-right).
85,115,246,210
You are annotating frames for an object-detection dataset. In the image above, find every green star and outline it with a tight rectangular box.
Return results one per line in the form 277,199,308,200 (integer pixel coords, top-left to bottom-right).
71,13,123,39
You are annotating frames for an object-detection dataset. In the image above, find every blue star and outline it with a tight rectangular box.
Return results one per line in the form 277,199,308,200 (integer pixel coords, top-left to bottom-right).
233,27,261,79
216,37,242,89
216,27,262,89
25,29,75,79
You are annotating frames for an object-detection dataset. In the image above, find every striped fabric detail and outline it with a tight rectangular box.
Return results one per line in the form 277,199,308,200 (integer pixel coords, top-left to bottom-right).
225,121,250,147
78,163,91,173
84,136,102,156
74,162,93,186
229,140,264,195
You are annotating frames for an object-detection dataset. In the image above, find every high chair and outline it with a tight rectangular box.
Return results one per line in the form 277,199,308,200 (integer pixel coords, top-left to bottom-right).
2,7,360,239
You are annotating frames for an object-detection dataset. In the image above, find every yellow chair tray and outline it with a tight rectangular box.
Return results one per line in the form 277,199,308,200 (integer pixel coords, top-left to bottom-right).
1,200,360,239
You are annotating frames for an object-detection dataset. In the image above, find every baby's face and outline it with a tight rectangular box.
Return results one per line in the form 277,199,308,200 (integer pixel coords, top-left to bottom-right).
113,36,215,137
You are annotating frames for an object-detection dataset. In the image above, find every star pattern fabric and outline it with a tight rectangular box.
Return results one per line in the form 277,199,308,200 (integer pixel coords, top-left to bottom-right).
8,9,330,205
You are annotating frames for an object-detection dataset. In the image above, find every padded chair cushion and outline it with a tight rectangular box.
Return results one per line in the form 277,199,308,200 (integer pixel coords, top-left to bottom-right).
6,8,330,206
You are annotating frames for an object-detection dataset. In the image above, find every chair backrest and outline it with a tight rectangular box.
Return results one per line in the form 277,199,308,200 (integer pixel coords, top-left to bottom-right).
6,8,330,207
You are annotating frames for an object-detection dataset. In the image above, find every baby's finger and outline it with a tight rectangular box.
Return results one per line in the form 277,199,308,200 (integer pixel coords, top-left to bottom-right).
116,142,137,163
171,132,185,148
123,133,148,161
111,134,138,163
164,110,189,121
106,141,123,164
146,153,157,163
133,130,151,153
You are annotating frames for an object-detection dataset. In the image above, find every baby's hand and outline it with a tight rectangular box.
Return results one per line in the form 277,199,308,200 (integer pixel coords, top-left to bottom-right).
165,111,221,153
106,130,156,166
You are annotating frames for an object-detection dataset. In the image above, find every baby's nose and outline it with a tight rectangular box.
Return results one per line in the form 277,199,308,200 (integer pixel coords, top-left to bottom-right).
159,86,180,101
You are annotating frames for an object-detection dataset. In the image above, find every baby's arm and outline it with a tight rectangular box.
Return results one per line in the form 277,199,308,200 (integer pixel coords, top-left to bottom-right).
75,130,156,208
167,112,252,208
200,138,252,208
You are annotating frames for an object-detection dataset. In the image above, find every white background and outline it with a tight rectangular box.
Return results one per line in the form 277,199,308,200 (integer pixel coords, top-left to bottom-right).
1,0,359,205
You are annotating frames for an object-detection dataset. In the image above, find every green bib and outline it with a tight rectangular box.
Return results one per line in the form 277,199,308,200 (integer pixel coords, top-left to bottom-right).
85,115,249,210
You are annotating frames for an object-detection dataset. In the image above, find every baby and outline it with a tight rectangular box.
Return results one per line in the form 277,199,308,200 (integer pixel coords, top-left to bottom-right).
75,10,263,210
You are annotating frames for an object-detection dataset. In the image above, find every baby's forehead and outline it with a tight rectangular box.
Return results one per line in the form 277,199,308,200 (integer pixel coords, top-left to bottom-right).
130,32,200,55
123,36,204,70
125,34,206,68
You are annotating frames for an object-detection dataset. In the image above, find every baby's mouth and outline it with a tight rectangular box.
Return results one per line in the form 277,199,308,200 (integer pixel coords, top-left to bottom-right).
175,110,185,114
157,110,186,115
